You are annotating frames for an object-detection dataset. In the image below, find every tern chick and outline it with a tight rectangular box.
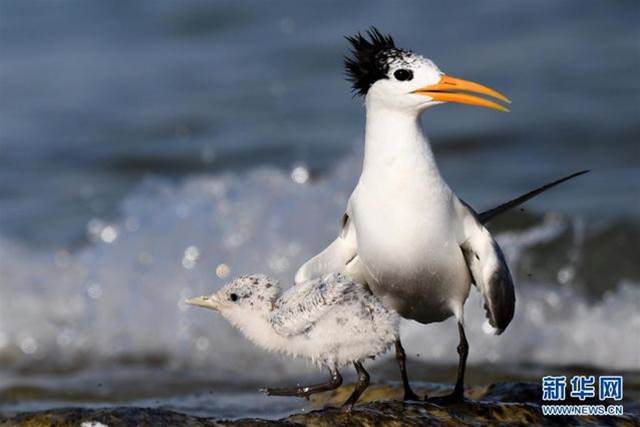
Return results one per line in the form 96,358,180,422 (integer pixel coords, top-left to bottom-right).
186,273,399,412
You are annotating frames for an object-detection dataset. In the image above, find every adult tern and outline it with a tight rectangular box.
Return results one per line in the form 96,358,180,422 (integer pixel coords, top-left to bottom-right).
296,28,587,403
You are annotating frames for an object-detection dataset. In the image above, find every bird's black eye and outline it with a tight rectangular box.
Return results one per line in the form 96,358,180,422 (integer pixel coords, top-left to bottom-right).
393,69,413,81
229,293,238,302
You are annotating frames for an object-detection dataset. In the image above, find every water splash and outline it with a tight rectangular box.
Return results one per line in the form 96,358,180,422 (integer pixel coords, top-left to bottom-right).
0,156,638,379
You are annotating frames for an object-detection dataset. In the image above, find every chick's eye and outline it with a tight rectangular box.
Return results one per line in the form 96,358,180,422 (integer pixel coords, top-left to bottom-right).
229,293,238,302
393,69,413,81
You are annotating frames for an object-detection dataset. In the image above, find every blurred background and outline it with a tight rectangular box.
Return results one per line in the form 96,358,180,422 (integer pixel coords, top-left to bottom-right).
0,0,638,418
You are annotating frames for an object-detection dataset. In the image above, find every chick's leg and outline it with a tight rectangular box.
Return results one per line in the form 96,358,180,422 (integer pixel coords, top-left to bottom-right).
261,368,342,398
341,361,370,413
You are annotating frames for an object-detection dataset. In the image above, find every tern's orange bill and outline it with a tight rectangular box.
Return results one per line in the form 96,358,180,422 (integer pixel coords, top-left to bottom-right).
412,75,511,112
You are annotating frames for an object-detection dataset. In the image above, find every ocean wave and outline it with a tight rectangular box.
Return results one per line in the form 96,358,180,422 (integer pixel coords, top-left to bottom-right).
0,155,638,376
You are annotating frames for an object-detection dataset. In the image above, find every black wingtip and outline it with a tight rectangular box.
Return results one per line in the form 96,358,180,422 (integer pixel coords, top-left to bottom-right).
478,170,591,224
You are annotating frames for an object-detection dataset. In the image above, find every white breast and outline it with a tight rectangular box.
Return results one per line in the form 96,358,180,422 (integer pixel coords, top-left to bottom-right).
351,168,470,323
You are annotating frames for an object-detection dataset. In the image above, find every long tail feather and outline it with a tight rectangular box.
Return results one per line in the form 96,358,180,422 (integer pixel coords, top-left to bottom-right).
478,170,590,224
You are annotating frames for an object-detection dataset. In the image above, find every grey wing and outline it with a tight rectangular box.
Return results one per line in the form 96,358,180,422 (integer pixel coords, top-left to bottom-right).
294,201,358,284
269,274,353,337
456,200,515,335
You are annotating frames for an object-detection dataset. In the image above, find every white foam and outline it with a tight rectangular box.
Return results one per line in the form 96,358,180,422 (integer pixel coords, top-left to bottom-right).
401,282,640,369
0,156,638,379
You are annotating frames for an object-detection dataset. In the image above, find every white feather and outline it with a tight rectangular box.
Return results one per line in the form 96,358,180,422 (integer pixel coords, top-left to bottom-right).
482,319,499,335
207,273,399,369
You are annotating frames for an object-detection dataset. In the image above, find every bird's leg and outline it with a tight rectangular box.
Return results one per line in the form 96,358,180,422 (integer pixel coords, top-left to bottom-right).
340,361,370,413
395,339,420,400
425,321,468,404
452,321,469,399
261,368,342,399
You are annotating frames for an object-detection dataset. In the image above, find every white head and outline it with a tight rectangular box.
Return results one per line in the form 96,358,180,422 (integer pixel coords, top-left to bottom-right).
186,274,280,320
345,28,510,114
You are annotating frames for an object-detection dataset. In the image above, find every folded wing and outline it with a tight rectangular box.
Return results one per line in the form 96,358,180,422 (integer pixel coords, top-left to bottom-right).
295,208,358,284
457,200,515,335
269,274,355,337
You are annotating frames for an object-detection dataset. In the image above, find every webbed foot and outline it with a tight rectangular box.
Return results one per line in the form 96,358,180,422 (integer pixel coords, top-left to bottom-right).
403,389,421,401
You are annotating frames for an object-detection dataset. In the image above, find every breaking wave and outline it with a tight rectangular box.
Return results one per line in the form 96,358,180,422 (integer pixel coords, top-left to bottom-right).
0,154,638,380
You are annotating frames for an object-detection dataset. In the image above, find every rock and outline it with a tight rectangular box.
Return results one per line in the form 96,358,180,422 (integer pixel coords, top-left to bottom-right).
1,382,637,426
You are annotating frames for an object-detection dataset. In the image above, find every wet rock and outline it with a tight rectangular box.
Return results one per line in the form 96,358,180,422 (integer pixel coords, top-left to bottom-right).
1,407,216,427
1,382,637,426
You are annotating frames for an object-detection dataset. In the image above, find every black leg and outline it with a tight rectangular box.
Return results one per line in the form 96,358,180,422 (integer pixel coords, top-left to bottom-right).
395,339,420,400
261,369,342,398
452,321,469,398
341,361,370,413
425,321,468,404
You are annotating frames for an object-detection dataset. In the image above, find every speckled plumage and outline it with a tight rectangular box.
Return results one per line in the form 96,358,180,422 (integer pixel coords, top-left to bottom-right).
190,273,399,369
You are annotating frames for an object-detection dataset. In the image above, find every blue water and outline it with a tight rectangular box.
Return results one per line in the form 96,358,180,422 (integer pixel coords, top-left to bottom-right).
1,0,639,245
0,0,638,417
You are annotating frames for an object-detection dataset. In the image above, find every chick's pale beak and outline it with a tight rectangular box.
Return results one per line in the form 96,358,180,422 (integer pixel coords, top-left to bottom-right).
185,294,221,311
412,75,511,112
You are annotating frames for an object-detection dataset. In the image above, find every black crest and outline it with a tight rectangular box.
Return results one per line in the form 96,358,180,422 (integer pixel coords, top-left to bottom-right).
344,28,399,96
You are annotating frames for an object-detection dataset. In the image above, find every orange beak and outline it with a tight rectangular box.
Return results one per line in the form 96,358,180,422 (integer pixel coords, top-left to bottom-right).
412,75,511,112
